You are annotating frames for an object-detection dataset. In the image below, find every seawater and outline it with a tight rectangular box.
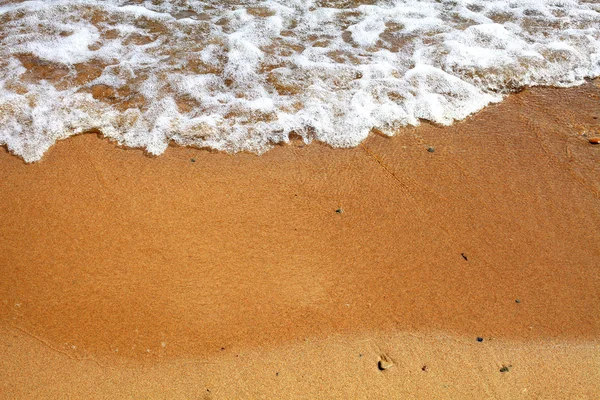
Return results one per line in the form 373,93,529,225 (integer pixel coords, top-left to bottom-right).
0,0,599,162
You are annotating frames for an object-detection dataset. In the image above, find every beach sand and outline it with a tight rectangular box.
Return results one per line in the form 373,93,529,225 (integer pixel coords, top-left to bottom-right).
1,80,599,398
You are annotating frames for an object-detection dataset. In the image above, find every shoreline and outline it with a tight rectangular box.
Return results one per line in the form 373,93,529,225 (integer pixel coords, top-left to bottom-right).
1,81,599,397
4,77,600,165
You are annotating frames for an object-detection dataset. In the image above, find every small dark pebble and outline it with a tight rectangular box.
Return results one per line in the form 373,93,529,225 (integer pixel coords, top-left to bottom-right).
427,147,435,153
422,365,428,372
336,208,343,214
515,299,521,304
221,347,225,351
276,372,279,376
499,366,511,373
461,253,468,261
476,337,484,342
190,158,196,162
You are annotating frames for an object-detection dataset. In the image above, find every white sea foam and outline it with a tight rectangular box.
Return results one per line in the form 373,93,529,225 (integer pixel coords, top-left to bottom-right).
0,0,599,162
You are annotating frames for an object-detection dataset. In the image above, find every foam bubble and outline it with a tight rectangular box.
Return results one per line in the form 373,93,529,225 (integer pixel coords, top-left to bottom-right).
0,0,599,162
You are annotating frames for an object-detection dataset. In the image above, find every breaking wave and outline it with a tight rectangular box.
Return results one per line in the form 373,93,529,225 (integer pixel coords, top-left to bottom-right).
0,0,599,162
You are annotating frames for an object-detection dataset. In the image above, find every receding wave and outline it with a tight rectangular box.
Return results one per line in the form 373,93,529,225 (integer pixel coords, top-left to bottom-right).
0,0,599,162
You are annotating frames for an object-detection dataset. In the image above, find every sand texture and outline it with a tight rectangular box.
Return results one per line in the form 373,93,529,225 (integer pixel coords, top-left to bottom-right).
1,81,600,398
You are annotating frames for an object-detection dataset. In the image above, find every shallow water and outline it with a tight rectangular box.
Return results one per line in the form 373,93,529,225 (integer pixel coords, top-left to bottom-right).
0,0,599,162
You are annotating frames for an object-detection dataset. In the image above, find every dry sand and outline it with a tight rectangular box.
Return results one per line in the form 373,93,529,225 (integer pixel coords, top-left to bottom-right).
1,80,599,398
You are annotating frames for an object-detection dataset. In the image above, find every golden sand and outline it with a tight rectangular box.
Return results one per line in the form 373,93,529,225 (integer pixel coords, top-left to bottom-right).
1,81,599,398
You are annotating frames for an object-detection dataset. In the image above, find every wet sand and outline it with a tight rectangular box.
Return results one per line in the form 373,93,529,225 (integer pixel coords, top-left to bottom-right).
1,81,600,398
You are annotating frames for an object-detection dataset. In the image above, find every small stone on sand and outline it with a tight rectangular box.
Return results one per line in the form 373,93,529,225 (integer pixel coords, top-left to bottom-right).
477,337,484,342
378,358,394,371
589,137,600,144
427,147,435,153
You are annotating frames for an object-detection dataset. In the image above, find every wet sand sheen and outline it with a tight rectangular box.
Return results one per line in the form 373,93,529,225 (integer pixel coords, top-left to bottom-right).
0,82,599,373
